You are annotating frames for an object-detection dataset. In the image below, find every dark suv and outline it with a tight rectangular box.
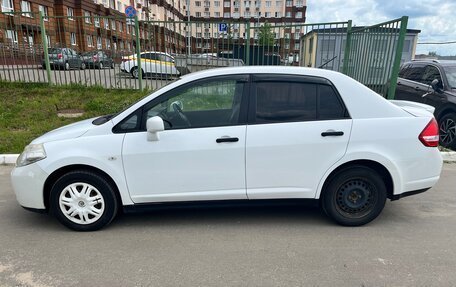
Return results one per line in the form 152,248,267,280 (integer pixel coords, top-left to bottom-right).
395,60,456,149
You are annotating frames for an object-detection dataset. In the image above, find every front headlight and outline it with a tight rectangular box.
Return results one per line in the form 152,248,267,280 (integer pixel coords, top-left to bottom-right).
16,144,47,167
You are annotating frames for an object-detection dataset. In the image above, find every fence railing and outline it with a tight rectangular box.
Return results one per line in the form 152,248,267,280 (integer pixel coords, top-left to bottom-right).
0,12,408,97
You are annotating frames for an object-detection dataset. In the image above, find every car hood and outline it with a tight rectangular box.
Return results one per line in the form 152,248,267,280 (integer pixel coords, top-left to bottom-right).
31,117,97,145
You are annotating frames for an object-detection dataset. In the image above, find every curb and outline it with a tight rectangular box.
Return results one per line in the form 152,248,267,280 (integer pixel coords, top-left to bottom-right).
2,151,456,166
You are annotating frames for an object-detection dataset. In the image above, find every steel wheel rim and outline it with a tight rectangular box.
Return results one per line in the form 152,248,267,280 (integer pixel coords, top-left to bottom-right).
65,63,70,70
59,182,105,225
99,62,103,69
440,118,456,145
334,179,377,218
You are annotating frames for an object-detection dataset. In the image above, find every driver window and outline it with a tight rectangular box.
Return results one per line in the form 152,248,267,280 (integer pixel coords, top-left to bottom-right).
422,65,443,87
145,78,245,130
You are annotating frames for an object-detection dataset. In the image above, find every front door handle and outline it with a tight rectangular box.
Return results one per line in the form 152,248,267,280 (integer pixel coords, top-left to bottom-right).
216,137,239,143
321,131,344,137
415,86,420,91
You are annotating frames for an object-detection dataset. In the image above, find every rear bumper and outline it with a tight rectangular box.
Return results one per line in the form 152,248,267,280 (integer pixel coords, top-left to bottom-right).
391,187,431,201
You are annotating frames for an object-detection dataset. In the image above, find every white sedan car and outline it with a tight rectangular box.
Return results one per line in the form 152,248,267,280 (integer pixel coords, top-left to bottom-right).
120,51,180,79
11,67,443,231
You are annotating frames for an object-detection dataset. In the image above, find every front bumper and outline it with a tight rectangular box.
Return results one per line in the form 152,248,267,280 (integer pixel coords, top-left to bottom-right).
11,163,48,210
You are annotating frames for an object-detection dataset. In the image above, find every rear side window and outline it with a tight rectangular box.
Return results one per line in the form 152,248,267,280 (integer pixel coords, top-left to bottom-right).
254,81,348,124
404,64,425,81
318,84,345,119
255,82,317,123
398,64,410,78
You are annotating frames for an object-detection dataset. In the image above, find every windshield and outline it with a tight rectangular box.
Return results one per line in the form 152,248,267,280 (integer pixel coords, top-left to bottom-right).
48,48,62,54
443,66,456,89
92,77,182,125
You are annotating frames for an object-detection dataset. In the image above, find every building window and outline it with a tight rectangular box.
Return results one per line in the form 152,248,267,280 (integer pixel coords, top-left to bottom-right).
195,1,201,6
84,11,91,23
244,11,250,17
70,32,76,45
1,0,14,13
111,19,116,30
214,1,220,6
104,18,110,30
204,0,210,7
87,35,93,47
5,30,18,44
296,11,302,18
224,12,230,17
46,35,51,47
233,12,239,18
94,15,100,27
296,0,303,7
38,5,48,20
223,1,230,7
286,11,291,18
97,36,102,49
215,12,220,17
118,22,122,31
105,38,111,49
196,22,202,27
275,12,281,17
67,7,74,20
265,12,271,17
275,0,281,6
110,0,114,8
204,11,210,17
196,32,202,38
195,12,201,17
285,0,292,7
21,1,31,17
117,0,121,11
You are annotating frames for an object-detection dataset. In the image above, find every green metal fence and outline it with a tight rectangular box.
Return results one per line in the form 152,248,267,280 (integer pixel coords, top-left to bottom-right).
0,12,408,96
343,16,408,98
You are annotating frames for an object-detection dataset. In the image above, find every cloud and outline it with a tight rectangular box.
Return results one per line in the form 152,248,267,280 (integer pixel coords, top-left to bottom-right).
305,0,456,55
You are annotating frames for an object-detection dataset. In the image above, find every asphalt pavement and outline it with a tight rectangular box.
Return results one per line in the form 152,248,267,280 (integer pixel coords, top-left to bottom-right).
1,164,456,286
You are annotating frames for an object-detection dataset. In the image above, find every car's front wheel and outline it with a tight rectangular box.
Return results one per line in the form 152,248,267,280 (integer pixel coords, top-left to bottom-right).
50,170,118,231
322,166,387,226
439,112,456,149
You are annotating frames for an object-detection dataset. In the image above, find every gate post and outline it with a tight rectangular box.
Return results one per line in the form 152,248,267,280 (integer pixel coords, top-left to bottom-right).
40,11,52,85
135,15,143,90
342,20,352,75
387,16,408,99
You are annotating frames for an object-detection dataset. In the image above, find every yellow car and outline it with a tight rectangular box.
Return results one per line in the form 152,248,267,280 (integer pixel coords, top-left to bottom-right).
120,51,180,78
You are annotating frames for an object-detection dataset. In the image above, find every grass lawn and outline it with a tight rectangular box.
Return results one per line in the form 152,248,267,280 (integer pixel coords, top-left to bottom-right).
0,82,149,153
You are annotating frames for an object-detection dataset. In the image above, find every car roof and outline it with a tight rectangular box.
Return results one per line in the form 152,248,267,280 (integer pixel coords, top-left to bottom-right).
408,59,456,67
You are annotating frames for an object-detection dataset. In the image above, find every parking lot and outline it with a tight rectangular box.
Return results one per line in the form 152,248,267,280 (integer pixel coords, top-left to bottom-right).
0,65,171,90
1,163,456,286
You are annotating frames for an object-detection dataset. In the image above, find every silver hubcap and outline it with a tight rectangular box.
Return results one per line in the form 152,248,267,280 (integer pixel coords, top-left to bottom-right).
133,69,138,78
440,118,456,145
59,183,105,225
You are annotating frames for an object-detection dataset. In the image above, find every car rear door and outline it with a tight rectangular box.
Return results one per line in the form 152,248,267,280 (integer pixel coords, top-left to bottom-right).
396,63,426,103
245,74,352,199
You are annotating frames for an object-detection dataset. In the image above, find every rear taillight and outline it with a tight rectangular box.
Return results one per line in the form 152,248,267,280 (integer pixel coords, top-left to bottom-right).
57,53,62,59
419,118,439,147
92,55,99,61
121,57,128,62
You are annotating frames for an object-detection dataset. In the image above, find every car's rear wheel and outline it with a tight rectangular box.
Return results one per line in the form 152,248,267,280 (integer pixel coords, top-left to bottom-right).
98,62,103,69
322,166,387,226
50,170,118,231
80,62,86,70
64,62,70,70
111,62,115,69
438,112,456,149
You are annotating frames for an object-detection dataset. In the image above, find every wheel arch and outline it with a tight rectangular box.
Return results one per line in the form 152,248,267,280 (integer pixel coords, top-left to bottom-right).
43,164,123,211
317,159,395,201
435,103,456,121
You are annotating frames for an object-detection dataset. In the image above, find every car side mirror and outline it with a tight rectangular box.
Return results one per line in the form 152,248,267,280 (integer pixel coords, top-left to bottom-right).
431,79,443,94
146,116,164,141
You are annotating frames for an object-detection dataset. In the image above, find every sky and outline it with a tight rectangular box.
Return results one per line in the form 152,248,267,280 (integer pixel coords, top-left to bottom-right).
306,0,456,56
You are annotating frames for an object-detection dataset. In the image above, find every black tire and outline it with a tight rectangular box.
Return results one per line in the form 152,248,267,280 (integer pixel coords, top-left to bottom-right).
80,62,86,70
50,170,118,231
98,62,103,69
131,67,144,79
110,62,115,69
64,62,70,70
322,166,387,226
438,112,456,150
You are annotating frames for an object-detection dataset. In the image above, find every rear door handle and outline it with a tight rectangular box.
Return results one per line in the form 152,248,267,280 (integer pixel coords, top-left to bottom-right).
321,131,344,137
216,137,239,143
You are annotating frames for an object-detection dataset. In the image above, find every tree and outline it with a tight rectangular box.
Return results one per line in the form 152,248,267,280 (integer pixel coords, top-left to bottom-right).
428,51,438,57
257,23,275,47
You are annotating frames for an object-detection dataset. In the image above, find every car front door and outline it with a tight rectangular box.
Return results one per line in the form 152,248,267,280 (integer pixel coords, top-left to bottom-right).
120,75,248,203
423,65,446,110
245,75,352,199
395,63,426,103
